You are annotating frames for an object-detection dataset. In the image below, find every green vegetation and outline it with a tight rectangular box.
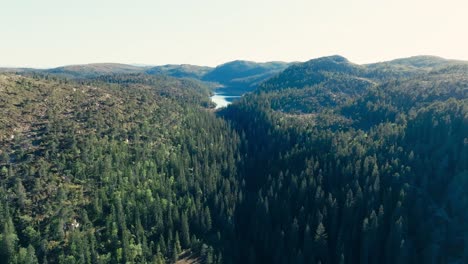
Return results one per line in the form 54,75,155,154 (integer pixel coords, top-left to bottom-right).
219,55,467,263
202,61,291,94
45,64,149,79
0,55,466,263
145,65,213,80
0,74,236,263
1,60,291,96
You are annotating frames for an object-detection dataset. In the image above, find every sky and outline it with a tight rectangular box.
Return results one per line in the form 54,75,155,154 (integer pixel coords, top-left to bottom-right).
1,0,468,68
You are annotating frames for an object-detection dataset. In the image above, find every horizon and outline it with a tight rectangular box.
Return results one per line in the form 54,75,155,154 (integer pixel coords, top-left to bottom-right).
1,54,464,70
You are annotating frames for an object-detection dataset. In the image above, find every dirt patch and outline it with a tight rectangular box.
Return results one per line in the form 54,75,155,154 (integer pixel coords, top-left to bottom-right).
176,250,201,264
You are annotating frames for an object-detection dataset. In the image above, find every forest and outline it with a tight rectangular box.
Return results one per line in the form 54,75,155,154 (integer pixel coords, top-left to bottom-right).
0,55,466,263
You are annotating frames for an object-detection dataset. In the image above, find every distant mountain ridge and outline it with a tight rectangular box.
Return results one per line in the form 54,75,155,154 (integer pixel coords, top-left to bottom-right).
258,55,366,91
253,55,468,114
0,60,292,95
45,63,147,78
203,60,291,87
1,55,466,95
259,55,468,91
375,55,467,68
145,64,212,79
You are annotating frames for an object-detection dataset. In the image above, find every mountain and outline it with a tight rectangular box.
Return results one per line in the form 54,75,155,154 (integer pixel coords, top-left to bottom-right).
203,60,290,83
145,64,212,79
255,55,375,113
261,55,468,92
0,67,37,74
44,63,147,78
202,60,291,94
0,73,234,263
2,60,290,95
146,60,292,95
259,55,367,91
0,64,147,79
220,55,467,263
254,55,468,113
379,55,468,69
0,55,466,263
364,55,468,79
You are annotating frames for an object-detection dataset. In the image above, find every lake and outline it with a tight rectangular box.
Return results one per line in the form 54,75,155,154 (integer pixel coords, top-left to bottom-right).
210,92,241,109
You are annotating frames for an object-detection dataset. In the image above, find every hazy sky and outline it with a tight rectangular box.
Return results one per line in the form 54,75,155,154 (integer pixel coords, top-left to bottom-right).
1,0,467,68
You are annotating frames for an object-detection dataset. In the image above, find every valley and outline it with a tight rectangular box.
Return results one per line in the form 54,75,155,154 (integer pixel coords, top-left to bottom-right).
209,92,241,109
0,55,466,264
3,0,467,263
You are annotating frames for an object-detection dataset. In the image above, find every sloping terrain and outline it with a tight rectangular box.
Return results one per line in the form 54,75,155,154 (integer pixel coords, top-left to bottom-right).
2,60,291,96
145,65,213,79
44,63,147,79
0,74,239,263
202,60,291,94
219,56,467,263
0,55,466,264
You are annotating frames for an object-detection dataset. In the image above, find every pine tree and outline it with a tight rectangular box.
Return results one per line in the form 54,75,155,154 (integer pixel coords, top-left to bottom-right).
0,216,18,263
314,222,328,263
180,211,190,248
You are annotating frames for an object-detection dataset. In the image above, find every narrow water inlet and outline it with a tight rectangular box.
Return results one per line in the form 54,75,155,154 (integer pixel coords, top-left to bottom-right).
210,93,241,109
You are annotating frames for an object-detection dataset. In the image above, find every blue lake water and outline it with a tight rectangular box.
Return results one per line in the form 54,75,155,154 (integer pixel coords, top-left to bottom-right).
210,92,241,109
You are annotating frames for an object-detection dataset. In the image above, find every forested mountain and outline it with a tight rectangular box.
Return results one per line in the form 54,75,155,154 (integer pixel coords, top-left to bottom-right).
143,60,291,95
1,60,291,96
0,68,37,74
220,55,468,263
259,55,367,91
0,73,239,263
0,55,466,264
0,65,147,79
145,65,213,79
44,64,148,79
202,61,291,94
377,55,468,69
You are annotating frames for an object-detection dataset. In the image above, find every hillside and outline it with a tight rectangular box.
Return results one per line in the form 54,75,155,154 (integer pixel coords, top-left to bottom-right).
219,56,468,263
202,60,291,94
44,63,147,79
258,55,366,90
145,60,291,95
2,60,290,96
0,68,37,74
0,73,237,263
379,55,468,69
0,55,467,264
145,64,213,79
254,55,468,114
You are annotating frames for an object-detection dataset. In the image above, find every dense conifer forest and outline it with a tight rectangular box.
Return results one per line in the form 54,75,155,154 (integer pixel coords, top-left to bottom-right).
0,55,466,263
